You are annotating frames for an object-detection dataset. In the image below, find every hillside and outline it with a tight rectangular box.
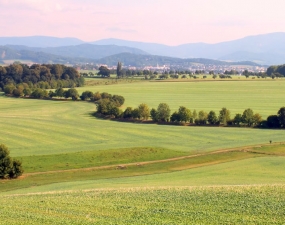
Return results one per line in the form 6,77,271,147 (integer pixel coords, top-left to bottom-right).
0,36,85,47
1,45,259,67
0,46,92,64
1,33,285,65
93,33,285,65
95,52,260,67
6,44,148,61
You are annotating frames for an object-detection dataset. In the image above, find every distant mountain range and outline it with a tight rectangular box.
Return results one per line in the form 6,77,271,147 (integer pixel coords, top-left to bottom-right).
92,33,285,65
0,36,84,47
6,44,148,60
97,53,259,67
0,45,258,67
0,32,285,65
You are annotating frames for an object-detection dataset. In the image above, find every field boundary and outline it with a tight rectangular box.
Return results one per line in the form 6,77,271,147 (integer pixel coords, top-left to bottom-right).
22,142,285,177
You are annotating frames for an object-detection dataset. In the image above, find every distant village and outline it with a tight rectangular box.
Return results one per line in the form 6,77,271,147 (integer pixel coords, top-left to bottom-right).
78,62,267,75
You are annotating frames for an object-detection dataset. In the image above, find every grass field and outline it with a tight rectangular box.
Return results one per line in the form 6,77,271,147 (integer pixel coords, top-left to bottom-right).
1,80,285,224
78,80,285,118
1,93,284,157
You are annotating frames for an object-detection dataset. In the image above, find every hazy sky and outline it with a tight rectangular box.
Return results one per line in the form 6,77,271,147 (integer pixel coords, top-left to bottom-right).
1,0,284,45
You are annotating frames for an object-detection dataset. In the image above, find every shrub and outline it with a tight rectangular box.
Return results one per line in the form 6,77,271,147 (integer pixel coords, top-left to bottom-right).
0,144,23,179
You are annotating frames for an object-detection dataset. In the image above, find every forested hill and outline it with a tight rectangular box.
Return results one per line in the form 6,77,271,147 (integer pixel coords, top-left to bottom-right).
6,44,148,60
1,46,260,67
95,53,260,67
0,46,92,64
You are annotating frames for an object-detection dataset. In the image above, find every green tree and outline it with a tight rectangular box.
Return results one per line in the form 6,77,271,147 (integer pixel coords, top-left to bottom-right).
277,107,285,128
219,108,231,125
267,115,280,128
178,106,192,123
0,144,23,179
4,84,16,95
109,107,122,118
92,92,101,101
197,110,208,125
55,87,65,98
242,108,254,126
123,107,133,119
31,88,48,99
156,103,171,122
97,66,110,77
253,113,262,125
170,111,180,122
233,113,243,125
65,88,79,100
12,87,24,97
138,103,150,120
23,88,32,97
207,110,218,125
80,91,94,101
116,62,122,78
131,108,140,119
150,108,158,122
112,95,125,107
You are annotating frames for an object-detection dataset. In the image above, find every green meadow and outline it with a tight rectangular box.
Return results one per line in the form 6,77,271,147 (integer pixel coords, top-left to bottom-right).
79,79,285,118
1,92,284,157
1,80,285,224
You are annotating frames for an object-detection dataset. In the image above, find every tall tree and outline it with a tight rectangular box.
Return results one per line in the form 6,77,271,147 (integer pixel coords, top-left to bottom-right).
116,62,122,78
219,108,231,125
233,113,243,125
277,107,285,128
207,111,218,125
156,103,171,122
178,106,192,123
138,103,150,120
242,108,254,126
198,110,208,125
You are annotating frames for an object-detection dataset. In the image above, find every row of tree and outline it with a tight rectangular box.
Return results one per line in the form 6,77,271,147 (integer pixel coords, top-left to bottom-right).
4,83,125,105
0,64,85,90
96,99,285,129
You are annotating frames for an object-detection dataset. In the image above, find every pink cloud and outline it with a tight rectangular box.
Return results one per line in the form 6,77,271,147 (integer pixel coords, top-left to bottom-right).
0,0,285,45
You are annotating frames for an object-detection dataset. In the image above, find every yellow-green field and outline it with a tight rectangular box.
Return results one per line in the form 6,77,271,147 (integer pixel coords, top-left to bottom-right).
79,79,285,118
1,79,285,224
1,186,285,224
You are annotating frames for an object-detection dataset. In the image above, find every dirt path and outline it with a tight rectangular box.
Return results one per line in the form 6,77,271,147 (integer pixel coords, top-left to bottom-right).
23,142,284,177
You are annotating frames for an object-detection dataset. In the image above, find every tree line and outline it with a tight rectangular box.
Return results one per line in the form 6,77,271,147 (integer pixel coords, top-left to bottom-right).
3,84,125,106
4,83,285,129
96,98,285,129
0,63,85,91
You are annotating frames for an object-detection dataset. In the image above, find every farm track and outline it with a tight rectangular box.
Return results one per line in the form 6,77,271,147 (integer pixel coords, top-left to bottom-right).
23,142,285,177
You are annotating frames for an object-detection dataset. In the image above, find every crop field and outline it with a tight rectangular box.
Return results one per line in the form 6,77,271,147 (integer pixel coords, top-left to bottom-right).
1,186,285,224
1,79,285,224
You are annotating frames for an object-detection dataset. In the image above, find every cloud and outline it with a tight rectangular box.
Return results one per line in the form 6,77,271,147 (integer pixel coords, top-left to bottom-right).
0,0,63,13
106,27,137,33
92,11,118,15
211,19,248,27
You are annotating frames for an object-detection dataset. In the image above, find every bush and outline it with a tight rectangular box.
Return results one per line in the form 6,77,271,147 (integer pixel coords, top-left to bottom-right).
0,144,23,179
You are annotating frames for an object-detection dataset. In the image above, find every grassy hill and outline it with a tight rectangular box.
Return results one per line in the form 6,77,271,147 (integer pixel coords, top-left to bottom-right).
1,79,285,224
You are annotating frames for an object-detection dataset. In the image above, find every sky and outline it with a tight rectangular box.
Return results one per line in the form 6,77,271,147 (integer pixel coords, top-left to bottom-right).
1,0,285,45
